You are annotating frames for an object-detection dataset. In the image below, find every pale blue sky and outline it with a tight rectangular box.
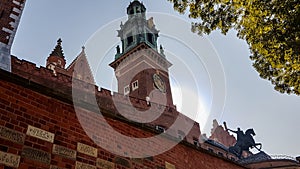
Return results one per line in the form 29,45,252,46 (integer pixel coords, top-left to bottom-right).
12,0,300,157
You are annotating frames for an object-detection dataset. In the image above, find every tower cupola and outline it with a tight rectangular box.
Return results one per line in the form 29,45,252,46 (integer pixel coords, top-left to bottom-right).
127,0,146,19
116,0,159,59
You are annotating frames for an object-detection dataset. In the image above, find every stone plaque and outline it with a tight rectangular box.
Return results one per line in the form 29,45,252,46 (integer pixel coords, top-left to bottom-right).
75,161,96,169
26,125,54,143
77,143,97,157
53,144,76,159
165,161,176,169
21,147,51,164
50,165,67,169
96,158,114,169
0,126,25,144
115,157,130,168
0,151,20,168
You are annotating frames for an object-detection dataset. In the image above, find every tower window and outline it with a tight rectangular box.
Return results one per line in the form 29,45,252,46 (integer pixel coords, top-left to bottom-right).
132,80,138,91
126,33,134,47
124,85,130,95
136,7,140,13
129,9,134,15
147,33,154,45
128,36,133,45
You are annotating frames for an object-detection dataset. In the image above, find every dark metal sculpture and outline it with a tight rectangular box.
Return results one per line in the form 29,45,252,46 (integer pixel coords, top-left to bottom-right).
224,122,262,158
116,45,120,54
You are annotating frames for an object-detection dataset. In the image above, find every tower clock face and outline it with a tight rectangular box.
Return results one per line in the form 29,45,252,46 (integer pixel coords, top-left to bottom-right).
153,73,166,93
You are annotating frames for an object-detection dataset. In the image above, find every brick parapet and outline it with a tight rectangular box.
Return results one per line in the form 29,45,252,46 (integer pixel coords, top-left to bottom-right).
0,70,245,169
0,0,26,46
11,56,200,142
0,56,246,168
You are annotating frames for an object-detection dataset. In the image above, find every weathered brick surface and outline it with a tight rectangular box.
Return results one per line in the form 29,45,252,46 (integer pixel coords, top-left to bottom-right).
110,44,174,107
0,0,25,45
210,120,236,147
0,57,245,169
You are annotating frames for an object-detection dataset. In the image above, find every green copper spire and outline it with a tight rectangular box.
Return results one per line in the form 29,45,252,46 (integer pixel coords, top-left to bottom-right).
115,1,159,59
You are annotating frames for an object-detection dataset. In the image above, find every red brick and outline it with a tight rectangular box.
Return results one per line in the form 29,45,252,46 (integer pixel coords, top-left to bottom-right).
0,55,247,169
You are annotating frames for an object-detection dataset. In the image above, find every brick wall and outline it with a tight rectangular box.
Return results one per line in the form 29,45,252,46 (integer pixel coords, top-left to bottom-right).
0,57,245,169
0,0,25,46
110,43,174,107
210,120,236,147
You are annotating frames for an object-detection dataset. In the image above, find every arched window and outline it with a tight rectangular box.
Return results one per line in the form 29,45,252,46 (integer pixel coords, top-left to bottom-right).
129,9,134,15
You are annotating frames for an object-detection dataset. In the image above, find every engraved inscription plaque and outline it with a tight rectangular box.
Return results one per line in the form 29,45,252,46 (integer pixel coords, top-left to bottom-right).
165,161,176,169
96,158,114,169
53,144,76,159
77,143,97,157
50,165,67,169
26,125,54,143
0,126,25,144
0,151,20,168
21,147,51,164
75,161,96,169
115,157,130,168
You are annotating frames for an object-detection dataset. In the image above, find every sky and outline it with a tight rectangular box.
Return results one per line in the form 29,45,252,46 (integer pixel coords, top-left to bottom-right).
12,0,300,157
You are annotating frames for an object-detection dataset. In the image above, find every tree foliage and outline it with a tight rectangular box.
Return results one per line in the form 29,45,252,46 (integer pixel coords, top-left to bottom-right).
168,0,300,95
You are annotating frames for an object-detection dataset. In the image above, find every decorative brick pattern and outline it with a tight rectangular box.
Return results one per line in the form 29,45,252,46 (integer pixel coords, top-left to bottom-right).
0,0,25,45
0,0,26,72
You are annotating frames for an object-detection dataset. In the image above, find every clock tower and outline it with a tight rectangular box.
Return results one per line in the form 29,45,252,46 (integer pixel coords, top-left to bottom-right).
109,0,174,107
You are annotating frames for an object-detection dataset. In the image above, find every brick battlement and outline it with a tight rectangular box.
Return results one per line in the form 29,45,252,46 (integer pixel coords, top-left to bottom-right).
10,56,200,144
0,55,245,169
0,0,26,46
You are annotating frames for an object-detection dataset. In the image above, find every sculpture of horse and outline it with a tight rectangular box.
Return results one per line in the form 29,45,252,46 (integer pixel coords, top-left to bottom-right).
229,128,262,158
